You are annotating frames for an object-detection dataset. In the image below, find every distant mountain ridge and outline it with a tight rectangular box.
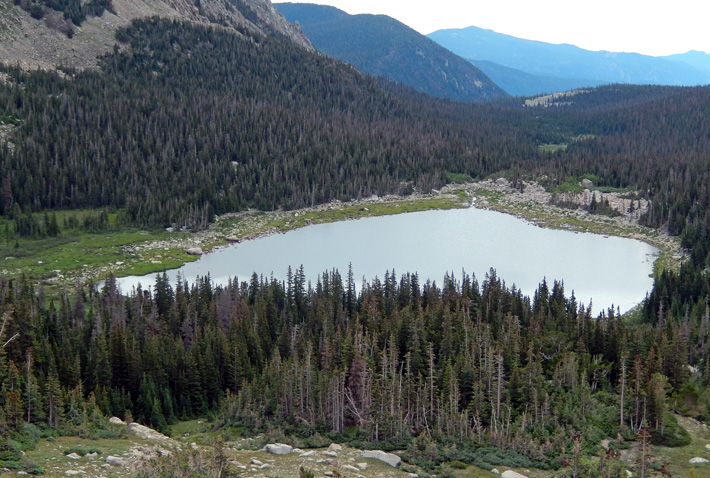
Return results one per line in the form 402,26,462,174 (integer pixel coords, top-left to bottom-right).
428,26,710,95
276,3,506,101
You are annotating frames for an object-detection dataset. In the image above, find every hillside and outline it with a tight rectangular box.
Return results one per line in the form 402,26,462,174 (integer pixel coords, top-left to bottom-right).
0,17,533,230
0,0,312,70
275,2,506,101
429,25,710,93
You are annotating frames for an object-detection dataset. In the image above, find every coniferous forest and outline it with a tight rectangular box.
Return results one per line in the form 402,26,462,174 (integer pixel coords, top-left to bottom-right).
2,14,710,477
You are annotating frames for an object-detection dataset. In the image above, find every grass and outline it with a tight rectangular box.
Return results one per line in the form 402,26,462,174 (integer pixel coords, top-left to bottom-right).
538,143,568,153
654,416,710,478
0,195,469,287
24,435,141,478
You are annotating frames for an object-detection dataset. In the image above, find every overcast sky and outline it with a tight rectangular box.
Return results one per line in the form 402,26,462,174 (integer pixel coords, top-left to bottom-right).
299,0,709,57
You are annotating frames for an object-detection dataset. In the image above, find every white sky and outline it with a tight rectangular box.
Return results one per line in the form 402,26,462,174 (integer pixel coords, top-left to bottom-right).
302,0,710,57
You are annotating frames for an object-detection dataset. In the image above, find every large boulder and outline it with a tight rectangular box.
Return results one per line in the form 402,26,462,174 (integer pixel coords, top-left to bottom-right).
264,443,293,455
690,457,709,464
105,455,126,467
361,450,401,468
502,471,528,478
186,247,204,255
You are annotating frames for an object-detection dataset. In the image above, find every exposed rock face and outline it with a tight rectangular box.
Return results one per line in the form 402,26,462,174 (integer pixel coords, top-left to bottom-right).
0,0,312,71
264,443,293,455
361,450,401,468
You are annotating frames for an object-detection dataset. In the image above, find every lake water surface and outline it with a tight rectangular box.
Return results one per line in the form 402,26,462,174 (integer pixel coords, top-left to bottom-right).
117,207,658,314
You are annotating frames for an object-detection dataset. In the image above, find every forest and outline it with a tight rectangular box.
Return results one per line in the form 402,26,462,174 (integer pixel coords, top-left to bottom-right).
1,266,707,475
2,13,710,477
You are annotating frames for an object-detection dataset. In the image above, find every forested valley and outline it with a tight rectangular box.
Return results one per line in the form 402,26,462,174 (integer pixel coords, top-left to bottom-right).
2,13,710,477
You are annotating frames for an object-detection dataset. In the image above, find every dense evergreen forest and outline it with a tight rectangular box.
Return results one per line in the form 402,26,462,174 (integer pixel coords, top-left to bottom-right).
1,267,707,474
3,13,710,476
0,18,538,230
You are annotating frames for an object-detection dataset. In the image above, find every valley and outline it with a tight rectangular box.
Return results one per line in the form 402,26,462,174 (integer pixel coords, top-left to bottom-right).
1,2,710,478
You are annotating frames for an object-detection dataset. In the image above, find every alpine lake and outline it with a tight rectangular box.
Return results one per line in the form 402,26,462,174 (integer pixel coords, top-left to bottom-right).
116,206,658,315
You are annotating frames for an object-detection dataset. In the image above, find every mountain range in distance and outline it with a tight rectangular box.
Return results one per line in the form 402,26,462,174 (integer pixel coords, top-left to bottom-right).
428,26,710,96
275,2,506,101
276,3,710,97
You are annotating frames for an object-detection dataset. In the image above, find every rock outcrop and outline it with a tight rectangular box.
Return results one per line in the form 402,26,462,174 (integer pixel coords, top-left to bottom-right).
361,450,401,468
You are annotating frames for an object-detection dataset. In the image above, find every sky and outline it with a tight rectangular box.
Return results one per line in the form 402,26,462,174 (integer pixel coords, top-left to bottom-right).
301,0,710,57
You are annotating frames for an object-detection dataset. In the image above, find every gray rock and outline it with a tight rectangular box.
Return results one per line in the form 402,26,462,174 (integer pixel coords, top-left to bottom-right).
327,443,343,452
105,455,125,467
502,471,528,478
690,457,709,464
186,247,204,255
66,452,82,460
361,450,401,468
17,472,29,476
323,459,338,466
581,178,594,188
343,465,360,472
259,463,273,469
65,471,83,476
109,417,125,425
250,458,263,466
299,451,316,457
492,469,500,474
323,451,338,457
356,462,368,470
264,443,293,455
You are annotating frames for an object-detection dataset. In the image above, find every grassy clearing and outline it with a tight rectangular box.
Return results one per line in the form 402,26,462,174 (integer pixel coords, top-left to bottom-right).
654,416,710,478
24,435,141,478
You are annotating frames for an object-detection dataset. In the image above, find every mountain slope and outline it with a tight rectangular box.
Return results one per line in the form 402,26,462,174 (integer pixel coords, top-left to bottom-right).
0,0,312,70
428,26,710,89
276,2,506,101
472,60,606,96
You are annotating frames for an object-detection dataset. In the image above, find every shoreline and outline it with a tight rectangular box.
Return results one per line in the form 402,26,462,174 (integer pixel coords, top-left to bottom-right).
17,179,684,290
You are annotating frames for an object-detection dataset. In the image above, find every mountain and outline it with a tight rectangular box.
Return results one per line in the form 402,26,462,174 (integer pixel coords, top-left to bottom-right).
472,60,606,96
428,26,710,93
275,3,506,101
0,0,312,70
662,50,710,73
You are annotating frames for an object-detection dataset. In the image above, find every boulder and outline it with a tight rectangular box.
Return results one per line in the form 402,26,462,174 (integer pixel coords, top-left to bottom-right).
66,453,82,460
65,471,83,476
356,462,368,470
109,417,125,425
299,451,316,457
502,471,528,478
264,443,293,455
690,457,709,464
323,451,338,457
343,465,360,472
186,247,204,255
327,443,343,452
105,455,125,467
250,458,263,466
581,178,594,189
361,450,401,468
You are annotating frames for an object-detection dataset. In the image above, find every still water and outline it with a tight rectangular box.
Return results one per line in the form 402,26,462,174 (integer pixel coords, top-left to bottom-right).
116,207,658,314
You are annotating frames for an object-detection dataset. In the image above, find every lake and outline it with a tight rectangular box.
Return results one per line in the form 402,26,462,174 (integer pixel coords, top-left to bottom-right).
116,207,658,314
